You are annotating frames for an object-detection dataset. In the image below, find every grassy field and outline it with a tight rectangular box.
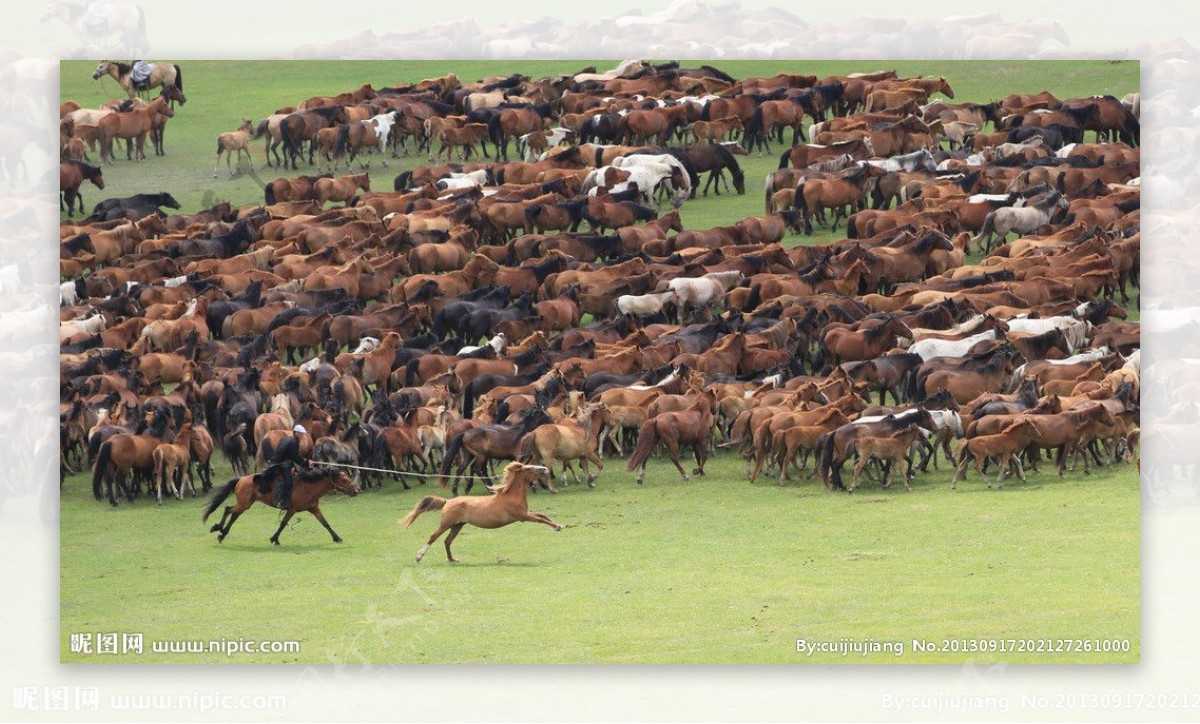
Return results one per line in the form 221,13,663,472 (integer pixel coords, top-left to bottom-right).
59,60,1140,664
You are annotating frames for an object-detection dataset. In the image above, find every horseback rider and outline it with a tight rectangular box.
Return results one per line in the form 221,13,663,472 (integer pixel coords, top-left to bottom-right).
264,424,310,509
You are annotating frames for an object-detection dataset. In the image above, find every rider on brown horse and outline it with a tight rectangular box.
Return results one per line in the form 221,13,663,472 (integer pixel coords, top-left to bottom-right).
259,424,311,508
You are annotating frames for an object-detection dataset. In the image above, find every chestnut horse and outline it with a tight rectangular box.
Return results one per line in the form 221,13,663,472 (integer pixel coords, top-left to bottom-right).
403,462,560,564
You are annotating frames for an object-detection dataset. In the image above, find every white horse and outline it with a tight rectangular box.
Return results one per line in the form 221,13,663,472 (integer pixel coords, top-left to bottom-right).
906,329,1001,361
1003,315,1090,351
458,332,506,357
616,290,677,318
971,191,1068,252
667,270,743,316
864,149,937,173
611,155,691,207
60,312,105,340
436,169,488,191
995,135,1044,159
1007,347,1112,391
368,111,399,158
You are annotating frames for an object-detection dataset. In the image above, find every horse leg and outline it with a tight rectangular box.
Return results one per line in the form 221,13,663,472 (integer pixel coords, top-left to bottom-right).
951,450,970,489
268,509,297,545
309,505,343,543
436,523,463,564
521,511,563,531
210,505,233,534
851,455,869,493
664,436,689,481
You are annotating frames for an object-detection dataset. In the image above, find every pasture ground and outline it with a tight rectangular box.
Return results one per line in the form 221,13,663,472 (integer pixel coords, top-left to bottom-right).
59,60,1140,663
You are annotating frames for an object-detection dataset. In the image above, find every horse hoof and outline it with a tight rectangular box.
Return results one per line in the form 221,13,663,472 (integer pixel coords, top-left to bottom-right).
554,525,563,532
333,537,343,543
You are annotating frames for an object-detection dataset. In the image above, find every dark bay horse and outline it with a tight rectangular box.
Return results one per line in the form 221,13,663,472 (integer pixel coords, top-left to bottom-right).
403,462,560,563
60,160,104,216
438,406,553,495
281,106,348,169
203,467,360,545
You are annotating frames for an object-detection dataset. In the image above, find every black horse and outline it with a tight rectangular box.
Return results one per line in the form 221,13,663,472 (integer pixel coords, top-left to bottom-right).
87,191,179,222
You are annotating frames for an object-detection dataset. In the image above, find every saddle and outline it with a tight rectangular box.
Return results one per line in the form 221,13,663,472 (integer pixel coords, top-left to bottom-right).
130,61,154,90
83,2,112,31
253,463,287,493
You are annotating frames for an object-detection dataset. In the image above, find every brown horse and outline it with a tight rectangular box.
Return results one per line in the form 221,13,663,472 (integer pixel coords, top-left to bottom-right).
203,468,359,545
97,96,173,163
796,164,883,234
60,160,104,216
403,462,560,563
213,119,255,177
517,401,609,490
626,391,717,483
264,174,331,204
314,173,370,206
91,409,170,506
280,106,349,169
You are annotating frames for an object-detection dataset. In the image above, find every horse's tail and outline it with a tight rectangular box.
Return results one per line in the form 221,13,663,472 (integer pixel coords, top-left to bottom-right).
487,114,505,151
516,432,536,463
91,440,112,500
332,124,350,159
438,432,465,483
745,105,764,148
626,419,660,472
461,381,477,418
795,178,810,233
173,64,182,92
264,182,276,205
400,495,447,529
743,283,764,312
202,477,239,523
778,148,792,170
1055,170,1066,194
973,210,995,249
815,431,835,485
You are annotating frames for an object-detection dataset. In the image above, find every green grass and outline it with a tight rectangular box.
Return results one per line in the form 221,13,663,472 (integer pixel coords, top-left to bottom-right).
60,451,1139,664
60,60,1140,664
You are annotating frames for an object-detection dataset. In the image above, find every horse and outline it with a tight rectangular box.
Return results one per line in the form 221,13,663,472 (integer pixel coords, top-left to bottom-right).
517,401,609,490
402,462,560,564
332,111,398,169
90,409,170,506
92,60,182,100
951,418,1041,488
796,164,884,234
41,3,148,53
60,160,104,216
96,95,173,163
213,119,255,177
681,143,746,197
438,406,553,495
972,191,1069,252
203,468,359,545
314,173,370,207
280,106,349,169
626,391,717,484
152,423,196,504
